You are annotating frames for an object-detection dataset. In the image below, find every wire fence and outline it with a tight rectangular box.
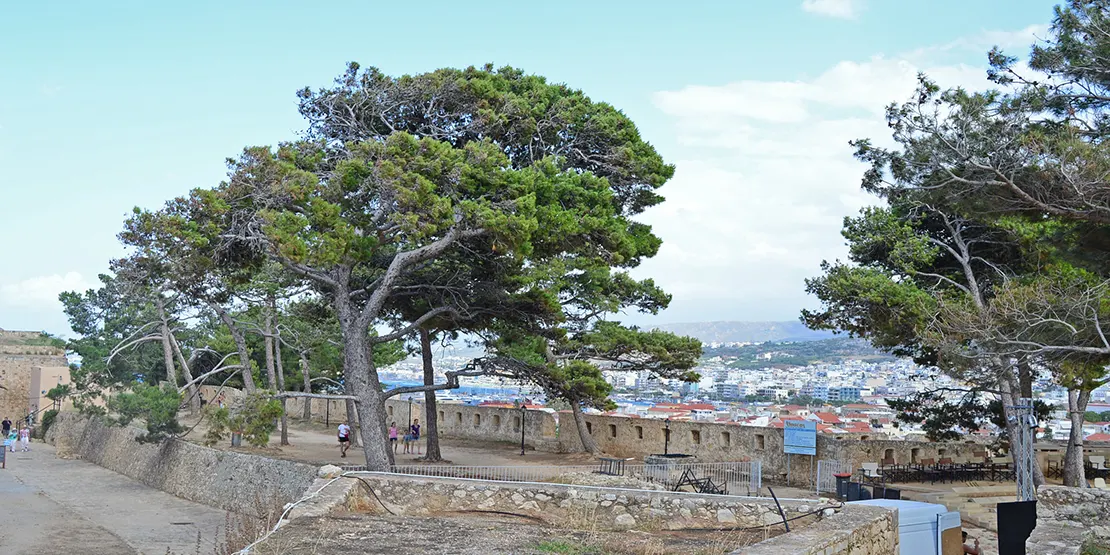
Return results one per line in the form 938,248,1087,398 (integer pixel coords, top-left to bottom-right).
343,460,763,496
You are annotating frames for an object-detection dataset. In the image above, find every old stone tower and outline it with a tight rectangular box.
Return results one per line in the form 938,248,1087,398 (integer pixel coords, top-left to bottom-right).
0,329,70,423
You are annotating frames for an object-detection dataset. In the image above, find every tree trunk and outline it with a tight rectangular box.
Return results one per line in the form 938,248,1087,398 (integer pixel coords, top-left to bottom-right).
344,386,361,448
300,351,313,421
569,396,600,455
263,307,277,390
169,335,201,413
213,304,256,394
1065,388,1091,487
275,327,289,446
157,298,177,387
335,293,389,469
419,328,442,462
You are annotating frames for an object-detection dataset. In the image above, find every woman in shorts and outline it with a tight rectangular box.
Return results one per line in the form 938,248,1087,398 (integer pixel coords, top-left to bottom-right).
389,422,399,453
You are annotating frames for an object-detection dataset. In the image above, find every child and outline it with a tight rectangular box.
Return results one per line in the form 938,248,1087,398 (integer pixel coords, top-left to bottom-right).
389,422,399,453
18,425,30,452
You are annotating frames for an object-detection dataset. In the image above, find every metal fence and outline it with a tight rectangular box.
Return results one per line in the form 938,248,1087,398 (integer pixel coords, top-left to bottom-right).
345,460,763,496
815,459,851,495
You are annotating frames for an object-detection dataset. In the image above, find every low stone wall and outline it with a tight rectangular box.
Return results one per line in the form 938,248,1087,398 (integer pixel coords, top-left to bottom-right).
290,472,896,554
1029,485,1110,553
731,502,898,555
343,472,829,531
46,412,318,515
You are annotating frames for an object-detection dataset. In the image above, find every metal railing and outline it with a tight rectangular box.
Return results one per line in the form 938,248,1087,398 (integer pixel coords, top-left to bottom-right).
816,459,851,494
345,460,763,496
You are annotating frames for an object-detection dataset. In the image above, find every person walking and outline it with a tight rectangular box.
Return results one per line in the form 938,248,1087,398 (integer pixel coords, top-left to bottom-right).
337,421,351,458
409,418,421,456
18,425,30,452
2,417,11,438
389,422,399,454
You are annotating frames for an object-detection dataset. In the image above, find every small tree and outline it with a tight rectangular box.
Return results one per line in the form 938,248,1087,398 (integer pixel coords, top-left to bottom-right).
203,392,284,448
108,384,186,443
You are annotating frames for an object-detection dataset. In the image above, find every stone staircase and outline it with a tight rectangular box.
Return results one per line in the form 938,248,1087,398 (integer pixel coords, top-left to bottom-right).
900,483,1018,531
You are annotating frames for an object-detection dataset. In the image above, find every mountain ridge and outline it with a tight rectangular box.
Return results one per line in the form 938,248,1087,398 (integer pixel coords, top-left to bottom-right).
649,320,836,344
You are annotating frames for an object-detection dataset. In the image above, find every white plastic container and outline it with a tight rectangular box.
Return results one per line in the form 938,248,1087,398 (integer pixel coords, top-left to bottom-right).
850,499,961,555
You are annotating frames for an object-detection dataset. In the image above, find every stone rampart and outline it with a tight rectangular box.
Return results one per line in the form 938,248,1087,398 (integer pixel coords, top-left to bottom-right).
291,472,896,554
197,386,978,487
46,412,318,515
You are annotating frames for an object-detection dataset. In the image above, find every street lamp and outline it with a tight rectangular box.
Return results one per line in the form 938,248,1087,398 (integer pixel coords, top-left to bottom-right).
664,418,671,455
519,404,527,456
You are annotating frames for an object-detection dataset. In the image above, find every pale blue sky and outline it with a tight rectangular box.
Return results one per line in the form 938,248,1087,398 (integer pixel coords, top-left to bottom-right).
0,0,1057,335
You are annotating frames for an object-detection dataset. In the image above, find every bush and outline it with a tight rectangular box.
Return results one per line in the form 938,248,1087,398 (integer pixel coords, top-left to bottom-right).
203,392,283,448
108,383,185,443
39,409,58,437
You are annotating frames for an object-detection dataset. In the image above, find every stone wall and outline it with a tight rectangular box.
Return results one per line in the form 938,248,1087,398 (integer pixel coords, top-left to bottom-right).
46,412,318,515
0,352,67,421
1029,485,1110,553
291,472,896,554
198,386,978,486
731,502,898,554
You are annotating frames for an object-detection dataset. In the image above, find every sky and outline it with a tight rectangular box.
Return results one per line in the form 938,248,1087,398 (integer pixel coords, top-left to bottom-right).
0,0,1060,336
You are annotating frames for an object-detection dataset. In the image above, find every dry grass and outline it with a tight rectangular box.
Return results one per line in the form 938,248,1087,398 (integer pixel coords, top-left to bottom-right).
164,493,287,555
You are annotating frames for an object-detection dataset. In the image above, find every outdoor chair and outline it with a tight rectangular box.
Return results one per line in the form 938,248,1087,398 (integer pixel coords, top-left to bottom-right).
1046,457,1063,479
859,462,884,486
1088,455,1108,479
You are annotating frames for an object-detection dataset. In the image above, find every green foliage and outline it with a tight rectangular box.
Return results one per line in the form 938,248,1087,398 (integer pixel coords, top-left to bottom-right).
108,384,185,443
1084,411,1109,423
203,392,284,448
710,338,898,369
44,384,71,401
39,409,58,436
888,390,1054,441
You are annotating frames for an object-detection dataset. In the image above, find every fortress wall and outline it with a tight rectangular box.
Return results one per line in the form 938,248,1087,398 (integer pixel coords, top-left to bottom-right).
0,353,68,420
194,386,976,485
0,330,48,342
46,412,318,515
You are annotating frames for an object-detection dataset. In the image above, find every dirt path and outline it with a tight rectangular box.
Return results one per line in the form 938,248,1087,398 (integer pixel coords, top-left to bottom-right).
181,417,597,468
0,442,227,555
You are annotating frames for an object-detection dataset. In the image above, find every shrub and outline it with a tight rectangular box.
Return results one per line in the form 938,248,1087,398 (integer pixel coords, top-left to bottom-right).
203,392,283,448
39,409,58,437
108,383,185,443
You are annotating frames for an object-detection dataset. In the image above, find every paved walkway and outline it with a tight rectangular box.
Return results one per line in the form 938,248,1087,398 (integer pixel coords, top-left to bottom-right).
0,442,227,555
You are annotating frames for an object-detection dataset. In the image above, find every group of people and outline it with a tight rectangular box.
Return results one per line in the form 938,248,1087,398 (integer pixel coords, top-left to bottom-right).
335,419,422,458
1,417,31,453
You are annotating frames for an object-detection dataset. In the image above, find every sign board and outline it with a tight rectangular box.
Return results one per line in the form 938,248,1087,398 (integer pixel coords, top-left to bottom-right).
784,420,817,456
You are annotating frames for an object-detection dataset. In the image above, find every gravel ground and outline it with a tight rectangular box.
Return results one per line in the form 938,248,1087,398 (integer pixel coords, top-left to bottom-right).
251,513,779,555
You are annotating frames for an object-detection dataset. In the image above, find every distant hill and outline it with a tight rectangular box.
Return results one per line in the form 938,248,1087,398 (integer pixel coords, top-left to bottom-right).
650,321,836,344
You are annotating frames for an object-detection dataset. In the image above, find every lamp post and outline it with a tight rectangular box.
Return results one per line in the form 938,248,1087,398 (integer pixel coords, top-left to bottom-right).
520,404,527,456
664,418,671,455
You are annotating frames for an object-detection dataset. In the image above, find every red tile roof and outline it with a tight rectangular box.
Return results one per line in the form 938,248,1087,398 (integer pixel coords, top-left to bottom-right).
813,412,842,424
1086,433,1110,442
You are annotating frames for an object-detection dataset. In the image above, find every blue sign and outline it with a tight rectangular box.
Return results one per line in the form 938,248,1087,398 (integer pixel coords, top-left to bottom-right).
784,420,817,456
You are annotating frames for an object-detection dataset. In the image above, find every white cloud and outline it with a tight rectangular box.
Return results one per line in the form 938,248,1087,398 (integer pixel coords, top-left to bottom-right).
636,34,1017,323
0,272,95,309
801,0,862,19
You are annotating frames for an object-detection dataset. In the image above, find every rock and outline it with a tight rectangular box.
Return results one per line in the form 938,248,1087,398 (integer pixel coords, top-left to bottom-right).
511,493,525,504
318,464,343,479
716,509,737,524
453,489,467,498
615,514,637,528
762,511,783,526
535,493,550,502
